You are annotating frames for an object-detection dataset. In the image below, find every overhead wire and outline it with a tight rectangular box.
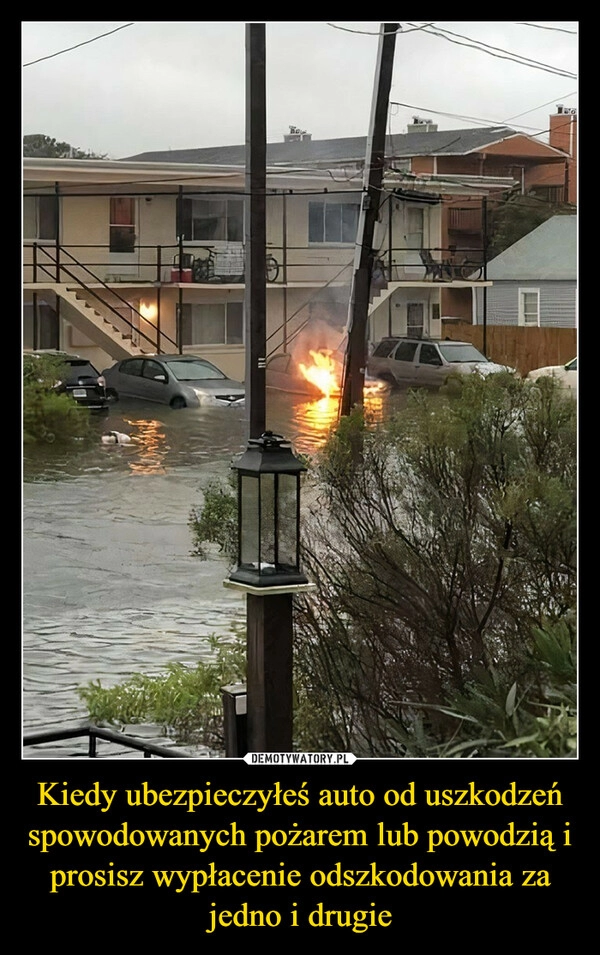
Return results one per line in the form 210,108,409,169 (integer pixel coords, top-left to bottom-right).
404,22,576,78
22,23,134,67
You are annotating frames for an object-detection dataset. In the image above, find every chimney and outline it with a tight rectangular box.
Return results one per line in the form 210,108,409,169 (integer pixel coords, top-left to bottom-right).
549,106,577,205
407,116,438,134
284,125,312,143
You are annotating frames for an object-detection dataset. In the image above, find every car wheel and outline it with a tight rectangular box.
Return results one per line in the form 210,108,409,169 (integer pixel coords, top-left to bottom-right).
170,396,187,409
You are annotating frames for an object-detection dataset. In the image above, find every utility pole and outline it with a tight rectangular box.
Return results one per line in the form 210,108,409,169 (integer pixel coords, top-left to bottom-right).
243,22,295,753
340,23,398,417
245,23,267,437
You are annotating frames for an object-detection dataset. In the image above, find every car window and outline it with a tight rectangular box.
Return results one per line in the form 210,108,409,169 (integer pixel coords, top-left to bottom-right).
164,359,225,381
62,360,99,379
120,359,144,377
372,340,398,358
142,360,166,380
419,343,442,365
392,342,418,362
438,343,487,363
566,358,577,371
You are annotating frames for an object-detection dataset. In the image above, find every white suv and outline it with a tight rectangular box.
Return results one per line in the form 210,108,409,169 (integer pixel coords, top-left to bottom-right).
367,337,513,389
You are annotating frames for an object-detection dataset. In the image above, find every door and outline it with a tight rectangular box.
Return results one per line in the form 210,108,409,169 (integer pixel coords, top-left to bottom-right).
109,197,139,278
404,207,424,276
407,302,424,338
415,341,445,388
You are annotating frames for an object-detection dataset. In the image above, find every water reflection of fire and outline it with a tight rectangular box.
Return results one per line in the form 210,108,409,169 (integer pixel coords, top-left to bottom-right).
125,418,168,475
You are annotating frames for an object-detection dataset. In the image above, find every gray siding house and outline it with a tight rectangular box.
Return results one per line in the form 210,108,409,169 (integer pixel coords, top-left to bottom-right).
474,215,577,328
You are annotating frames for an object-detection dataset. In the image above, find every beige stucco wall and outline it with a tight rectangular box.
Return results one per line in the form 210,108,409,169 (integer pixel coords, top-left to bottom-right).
24,182,444,377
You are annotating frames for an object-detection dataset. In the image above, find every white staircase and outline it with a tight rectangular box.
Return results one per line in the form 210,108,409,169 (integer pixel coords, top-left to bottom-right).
35,284,154,360
368,281,402,317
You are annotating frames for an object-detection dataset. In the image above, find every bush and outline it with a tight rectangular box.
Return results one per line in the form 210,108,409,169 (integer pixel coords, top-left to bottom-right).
23,352,94,445
293,373,577,756
78,630,245,751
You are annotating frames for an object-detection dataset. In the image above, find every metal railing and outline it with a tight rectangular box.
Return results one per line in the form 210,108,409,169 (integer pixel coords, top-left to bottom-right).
27,244,178,353
23,722,190,758
376,245,485,282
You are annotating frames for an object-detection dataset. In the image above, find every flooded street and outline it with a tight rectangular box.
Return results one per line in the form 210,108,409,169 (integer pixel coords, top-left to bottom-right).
22,388,396,757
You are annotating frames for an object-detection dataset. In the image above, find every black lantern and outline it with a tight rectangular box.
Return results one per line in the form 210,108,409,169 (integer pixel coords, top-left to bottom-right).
227,431,309,589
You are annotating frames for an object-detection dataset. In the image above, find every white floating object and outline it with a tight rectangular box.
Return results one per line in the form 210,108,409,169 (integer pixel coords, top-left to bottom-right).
102,431,132,445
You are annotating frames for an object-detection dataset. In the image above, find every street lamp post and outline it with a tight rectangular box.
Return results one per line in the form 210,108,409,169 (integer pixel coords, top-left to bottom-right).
224,431,315,752
223,24,314,756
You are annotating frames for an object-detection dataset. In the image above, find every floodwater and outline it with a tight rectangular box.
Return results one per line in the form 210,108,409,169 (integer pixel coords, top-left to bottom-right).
22,388,394,758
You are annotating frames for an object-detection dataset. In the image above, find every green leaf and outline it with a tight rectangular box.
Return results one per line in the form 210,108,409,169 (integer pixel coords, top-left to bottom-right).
505,681,518,717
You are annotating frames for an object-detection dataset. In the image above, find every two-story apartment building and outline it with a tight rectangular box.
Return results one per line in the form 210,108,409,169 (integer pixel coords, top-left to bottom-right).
122,108,575,328
23,151,518,381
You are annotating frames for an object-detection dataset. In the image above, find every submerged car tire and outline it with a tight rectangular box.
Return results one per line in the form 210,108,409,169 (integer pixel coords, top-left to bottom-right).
170,396,187,409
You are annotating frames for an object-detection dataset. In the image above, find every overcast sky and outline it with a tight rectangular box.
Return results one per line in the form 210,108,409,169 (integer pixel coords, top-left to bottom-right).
21,21,578,160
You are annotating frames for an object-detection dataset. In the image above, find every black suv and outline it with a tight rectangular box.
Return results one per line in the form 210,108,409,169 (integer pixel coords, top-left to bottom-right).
31,351,115,412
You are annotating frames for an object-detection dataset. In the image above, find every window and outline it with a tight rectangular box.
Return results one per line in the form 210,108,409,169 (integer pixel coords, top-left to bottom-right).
180,197,244,242
308,201,360,243
419,343,442,366
23,196,57,240
181,302,244,346
392,341,418,362
110,197,136,253
23,301,59,349
372,339,398,358
142,359,166,380
120,359,144,377
518,289,540,326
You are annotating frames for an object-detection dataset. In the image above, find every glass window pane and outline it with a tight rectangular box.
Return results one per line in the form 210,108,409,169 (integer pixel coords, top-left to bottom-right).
259,474,276,567
341,204,358,243
394,342,418,362
227,200,244,242
277,473,298,569
240,476,260,567
110,226,135,253
110,197,135,225
324,204,340,242
23,197,36,238
38,196,57,240
226,302,244,344
308,202,323,242
182,304,226,345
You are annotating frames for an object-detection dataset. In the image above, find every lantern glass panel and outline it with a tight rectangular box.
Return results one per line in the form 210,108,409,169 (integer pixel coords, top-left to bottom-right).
240,474,260,567
259,473,276,566
277,472,299,569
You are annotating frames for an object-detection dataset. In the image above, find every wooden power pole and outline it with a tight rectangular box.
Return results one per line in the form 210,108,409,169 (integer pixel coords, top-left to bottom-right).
340,23,398,417
244,23,295,752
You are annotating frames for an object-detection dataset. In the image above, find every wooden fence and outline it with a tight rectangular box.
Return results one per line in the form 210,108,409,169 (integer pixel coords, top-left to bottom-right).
441,322,577,377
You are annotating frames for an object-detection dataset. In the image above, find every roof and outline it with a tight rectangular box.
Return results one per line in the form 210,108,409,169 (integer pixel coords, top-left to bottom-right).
121,126,567,166
485,215,577,281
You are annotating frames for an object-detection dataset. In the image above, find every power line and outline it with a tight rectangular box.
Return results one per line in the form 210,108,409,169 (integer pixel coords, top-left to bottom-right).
326,23,434,36
516,22,578,35
22,23,134,67
503,92,577,122
390,95,577,134
405,22,576,78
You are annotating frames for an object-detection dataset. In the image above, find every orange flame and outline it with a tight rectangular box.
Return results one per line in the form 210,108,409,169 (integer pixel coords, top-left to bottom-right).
297,349,341,398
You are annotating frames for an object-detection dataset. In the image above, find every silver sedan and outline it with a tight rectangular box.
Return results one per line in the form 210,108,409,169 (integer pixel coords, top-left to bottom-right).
102,354,245,409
